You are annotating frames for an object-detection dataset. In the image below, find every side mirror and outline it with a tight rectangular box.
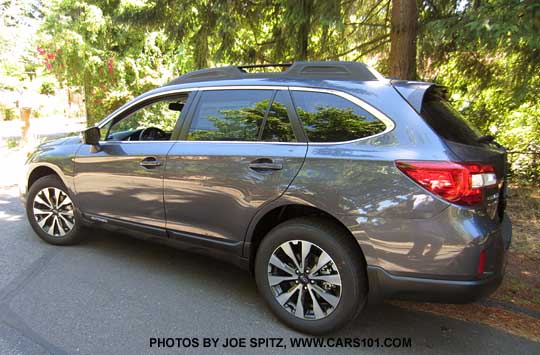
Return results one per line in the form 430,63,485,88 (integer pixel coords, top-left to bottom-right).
82,126,100,145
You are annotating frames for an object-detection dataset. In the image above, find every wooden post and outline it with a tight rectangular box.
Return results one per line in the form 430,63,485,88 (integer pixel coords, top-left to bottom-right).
20,107,31,143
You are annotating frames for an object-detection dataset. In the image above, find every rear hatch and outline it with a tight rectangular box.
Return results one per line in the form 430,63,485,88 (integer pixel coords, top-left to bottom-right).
394,83,508,222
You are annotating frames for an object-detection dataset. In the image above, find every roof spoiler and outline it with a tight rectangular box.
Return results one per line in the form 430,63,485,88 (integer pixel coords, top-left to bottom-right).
390,80,447,113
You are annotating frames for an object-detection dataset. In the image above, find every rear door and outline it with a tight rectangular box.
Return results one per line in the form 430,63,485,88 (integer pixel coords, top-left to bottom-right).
164,88,307,251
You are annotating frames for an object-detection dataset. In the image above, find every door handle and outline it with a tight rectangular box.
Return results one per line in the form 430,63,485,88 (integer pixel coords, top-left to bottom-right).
248,158,283,171
140,157,162,169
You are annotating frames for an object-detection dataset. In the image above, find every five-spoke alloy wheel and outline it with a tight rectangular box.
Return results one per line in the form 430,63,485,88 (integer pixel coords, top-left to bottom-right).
255,217,367,335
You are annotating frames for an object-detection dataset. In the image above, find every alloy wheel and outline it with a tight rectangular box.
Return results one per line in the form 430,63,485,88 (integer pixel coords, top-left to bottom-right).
267,240,342,320
32,187,75,237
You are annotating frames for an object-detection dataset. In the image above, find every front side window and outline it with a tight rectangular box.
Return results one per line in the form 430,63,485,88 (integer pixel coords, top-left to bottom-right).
188,90,273,141
106,95,188,141
291,91,386,142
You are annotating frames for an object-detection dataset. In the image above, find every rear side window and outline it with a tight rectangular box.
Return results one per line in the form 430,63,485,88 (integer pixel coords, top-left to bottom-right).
188,90,273,141
291,91,386,142
420,91,481,146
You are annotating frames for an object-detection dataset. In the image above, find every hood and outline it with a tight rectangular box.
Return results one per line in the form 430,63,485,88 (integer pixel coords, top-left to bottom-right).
39,134,82,148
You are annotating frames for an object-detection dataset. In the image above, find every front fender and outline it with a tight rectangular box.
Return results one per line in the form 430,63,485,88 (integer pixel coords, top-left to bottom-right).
20,140,82,205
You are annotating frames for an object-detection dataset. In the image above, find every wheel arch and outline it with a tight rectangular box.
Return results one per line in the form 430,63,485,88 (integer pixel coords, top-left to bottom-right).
27,165,62,190
245,203,368,276
26,163,76,200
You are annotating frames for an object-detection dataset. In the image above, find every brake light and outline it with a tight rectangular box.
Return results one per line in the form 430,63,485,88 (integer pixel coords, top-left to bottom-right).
396,161,497,206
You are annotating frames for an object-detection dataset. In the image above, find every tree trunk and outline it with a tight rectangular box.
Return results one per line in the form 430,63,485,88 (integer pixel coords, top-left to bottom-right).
296,0,312,60
389,0,418,80
194,25,209,69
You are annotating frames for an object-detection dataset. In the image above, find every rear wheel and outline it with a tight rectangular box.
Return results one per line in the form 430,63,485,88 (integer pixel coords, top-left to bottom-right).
255,217,367,334
26,175,87,245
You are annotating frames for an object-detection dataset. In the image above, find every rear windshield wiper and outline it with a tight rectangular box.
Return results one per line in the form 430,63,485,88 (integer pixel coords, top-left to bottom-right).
477,135,503,148
477,135,495,144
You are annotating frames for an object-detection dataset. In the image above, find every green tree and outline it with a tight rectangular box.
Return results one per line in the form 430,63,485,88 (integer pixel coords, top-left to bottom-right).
35,0,540,178
39,0,176,124
0,0,42,89
417,0,540,179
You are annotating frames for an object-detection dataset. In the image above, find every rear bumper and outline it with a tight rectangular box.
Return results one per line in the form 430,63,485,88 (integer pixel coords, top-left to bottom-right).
367,213,512,304
367,265,503,303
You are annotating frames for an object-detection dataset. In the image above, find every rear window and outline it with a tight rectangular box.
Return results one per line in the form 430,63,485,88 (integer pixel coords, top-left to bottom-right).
188,90,272,141
420,90,482,146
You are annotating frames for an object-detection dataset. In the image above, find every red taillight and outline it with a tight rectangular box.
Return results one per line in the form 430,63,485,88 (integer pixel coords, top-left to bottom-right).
396,160,497,206
477,249,486,275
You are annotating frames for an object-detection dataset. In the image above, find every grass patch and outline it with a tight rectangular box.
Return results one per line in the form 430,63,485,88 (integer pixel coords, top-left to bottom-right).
6,138,19,149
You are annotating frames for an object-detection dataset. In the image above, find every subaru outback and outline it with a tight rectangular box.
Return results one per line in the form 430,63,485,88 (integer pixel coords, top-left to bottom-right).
20,61,512,334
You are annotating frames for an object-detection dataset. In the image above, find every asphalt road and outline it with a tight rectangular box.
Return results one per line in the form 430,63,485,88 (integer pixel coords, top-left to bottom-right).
0,184,539,355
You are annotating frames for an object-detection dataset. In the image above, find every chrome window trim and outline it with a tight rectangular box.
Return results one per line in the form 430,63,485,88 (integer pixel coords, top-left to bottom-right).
96,85,395,145
95,140,176,145
200,85,289,91
168,140,307,145
96,140,306,145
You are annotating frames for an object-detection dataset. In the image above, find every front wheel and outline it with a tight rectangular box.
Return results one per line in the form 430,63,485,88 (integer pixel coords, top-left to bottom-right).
255,217,367,334
26,175,87,245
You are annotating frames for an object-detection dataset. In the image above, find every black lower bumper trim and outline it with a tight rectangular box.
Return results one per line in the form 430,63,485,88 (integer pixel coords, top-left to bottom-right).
367,266,503,304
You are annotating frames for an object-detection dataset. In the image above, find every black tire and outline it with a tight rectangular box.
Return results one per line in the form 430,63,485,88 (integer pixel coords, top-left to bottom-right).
26,175,87,245
255,217,367,335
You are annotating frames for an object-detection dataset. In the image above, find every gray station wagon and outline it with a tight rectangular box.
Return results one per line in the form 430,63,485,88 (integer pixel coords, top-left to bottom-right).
20,61,512,334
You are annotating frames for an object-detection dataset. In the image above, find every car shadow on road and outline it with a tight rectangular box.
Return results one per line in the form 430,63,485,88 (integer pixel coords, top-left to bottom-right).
2,185,538,353
66,228,540,352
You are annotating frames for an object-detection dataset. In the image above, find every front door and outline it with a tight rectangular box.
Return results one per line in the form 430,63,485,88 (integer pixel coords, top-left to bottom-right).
74,93,191,231
164,88,307,249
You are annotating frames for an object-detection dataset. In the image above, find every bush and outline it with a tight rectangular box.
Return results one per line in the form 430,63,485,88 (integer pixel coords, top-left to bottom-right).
0,104,17,121
39,80,55,95
6,138,19,149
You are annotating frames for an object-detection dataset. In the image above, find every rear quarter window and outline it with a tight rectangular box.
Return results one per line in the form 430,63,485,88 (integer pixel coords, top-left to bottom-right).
420,90,482,146
291,91,387,143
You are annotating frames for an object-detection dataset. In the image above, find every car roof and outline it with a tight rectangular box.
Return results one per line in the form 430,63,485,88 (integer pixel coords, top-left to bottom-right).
164,61,385,86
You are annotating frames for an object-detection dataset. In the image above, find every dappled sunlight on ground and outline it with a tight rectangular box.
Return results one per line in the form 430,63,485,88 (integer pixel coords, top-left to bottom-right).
0,210,22,222
0,185,24,222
